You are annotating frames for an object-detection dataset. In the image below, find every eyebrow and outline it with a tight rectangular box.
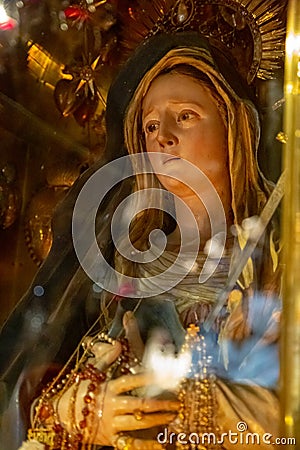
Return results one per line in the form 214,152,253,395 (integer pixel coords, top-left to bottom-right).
142,101,204,121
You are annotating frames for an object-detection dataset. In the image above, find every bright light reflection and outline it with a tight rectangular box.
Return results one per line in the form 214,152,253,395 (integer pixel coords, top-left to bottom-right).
286,33,300,57
286,83,293,95
0,5,8,22
0,5,17,30
144,341,192,392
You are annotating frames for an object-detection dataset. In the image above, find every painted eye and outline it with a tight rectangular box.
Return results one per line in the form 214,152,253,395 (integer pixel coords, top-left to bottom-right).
178,111,197,122
145,122,159,133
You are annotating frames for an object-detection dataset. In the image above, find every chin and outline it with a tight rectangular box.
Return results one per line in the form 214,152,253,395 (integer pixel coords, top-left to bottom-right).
159,177,192,196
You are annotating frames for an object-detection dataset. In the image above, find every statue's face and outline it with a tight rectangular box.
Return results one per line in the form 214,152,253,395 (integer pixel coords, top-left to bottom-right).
142,72,230,202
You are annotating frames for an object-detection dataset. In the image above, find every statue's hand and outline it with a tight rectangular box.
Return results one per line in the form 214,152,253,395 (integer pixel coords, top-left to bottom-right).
56,315,178,449
96,371,178,448
92,312,178,447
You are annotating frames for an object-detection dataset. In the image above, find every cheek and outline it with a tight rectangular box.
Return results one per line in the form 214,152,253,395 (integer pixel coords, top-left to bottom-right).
145,135,158,152
198,122,227,161
211,117,227,149
186,129,228,181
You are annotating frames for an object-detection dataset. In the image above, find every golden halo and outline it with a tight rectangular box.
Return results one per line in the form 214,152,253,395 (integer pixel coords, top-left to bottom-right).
121,0,287,84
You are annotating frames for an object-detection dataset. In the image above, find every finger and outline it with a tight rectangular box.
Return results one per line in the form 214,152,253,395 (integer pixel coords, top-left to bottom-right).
123,311,144,360
114,412,176,432
109,372,156,395
113,396,180,415
112,435,164,450
86,341,122,370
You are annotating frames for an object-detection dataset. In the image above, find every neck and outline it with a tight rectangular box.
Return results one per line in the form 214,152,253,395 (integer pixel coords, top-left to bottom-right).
167,193,232,251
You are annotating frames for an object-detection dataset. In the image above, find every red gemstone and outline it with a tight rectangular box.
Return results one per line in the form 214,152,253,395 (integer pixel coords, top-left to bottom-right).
84,394,92,404
79,419,87,429
97,372,107,382
76,433,83,441
39,404,51,420
82,406,90,417
88,383,96,392
90,375,98,383
86,371,93,379
53,423,63,433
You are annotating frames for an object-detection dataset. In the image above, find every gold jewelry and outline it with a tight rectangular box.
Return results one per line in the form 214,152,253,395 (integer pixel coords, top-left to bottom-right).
133,408,144,421
170,327,221,450
114,434,134,450
29,330,140,449
121,0,287,84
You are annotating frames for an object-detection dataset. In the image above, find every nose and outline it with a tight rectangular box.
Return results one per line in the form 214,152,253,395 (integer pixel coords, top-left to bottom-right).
156,117,178,149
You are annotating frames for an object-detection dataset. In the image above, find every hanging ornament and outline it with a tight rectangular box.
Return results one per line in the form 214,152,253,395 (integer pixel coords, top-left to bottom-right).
53,79,85,117
24,186,69,265
67,54,102,99
53,0,118,125
64,5,91,24
45,159,86,187
63,0,113,30
54,54,105,123
0,163,20,229
73,93,99,127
